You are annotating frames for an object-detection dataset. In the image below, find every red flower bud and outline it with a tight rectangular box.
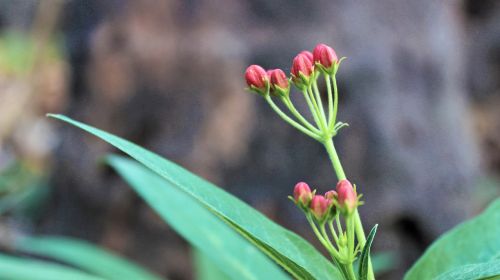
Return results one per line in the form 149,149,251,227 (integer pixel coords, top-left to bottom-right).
310,195,331,221
269,69,289,89
293,182,312,206
313,44,338,70
245,65,268,94
291,52,314,85
299,50,313,63
336,179,357,214
268,69,290,97
324,190,338,201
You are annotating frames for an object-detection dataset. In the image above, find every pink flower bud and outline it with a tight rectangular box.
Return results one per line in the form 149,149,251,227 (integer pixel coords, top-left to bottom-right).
268,69,290,97
291,52,314,80
293,182,312,206
324,190,338,201
299,50,314,63
269,69,289,90
310,195,331,221
336,179,357,214
313,43,338,69
245,65,268,94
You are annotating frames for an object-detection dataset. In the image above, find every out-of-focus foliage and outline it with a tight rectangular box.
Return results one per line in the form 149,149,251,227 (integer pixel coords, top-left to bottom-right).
0,31,62,76
0,161,49,217
405,198,500,279
14,236,162,280
49,113,342,279
0,253,103,280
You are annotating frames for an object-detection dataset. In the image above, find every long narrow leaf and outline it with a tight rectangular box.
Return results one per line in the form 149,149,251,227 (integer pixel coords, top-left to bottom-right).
48,114,342,279
14,236,162,280
0,253,103,280
358,224,377,280
108,155,289,280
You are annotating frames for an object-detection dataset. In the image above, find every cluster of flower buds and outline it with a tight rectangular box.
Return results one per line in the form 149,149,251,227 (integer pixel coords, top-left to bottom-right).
245,43,341,96
292,179,359,223
245,65,290,97
245,44,373,277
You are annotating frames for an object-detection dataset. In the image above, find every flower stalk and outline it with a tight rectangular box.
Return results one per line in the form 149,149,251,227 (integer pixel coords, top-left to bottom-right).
245,43,375,280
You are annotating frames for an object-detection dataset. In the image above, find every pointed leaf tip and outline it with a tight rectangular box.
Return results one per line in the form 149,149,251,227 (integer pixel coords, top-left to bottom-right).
359,224,378,280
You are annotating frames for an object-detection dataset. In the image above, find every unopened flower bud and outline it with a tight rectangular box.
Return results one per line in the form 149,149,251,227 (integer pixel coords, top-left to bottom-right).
269,69,290,97
324,190,338,201
291,52,314,88
336,179,358,215
310,195,331,222
293,182,312,208
299,50,314,63
245,65,269,95
313,43,338,74
324,190,338,220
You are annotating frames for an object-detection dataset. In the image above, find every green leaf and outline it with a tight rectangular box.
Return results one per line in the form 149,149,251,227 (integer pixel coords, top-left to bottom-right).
0,253,104,280
193,249,231,280
358,224,378,280
405,198,500,280
435,260,500,280
14,236,162,280
108,155,288,280
47,114,342,280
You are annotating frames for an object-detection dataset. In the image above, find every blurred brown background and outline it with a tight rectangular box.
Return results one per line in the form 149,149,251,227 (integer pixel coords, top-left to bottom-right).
0,0,499,279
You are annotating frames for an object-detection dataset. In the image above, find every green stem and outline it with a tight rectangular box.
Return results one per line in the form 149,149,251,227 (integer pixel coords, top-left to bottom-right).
328,220,340,245
320,223,339,252
347,215,355,260
306,216,351,280
335,214,344,234
281,96,321,134
330,75,339,131
312,79,328,126
307,86,326,130
265,96,321,141
323,137,375,280
301,89,324,131
346,265,357,280
325,74,334,127
306,215,341,260
323,138,346,180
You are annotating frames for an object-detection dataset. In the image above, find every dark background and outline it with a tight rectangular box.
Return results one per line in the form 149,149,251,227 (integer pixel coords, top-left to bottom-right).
0,0,499,279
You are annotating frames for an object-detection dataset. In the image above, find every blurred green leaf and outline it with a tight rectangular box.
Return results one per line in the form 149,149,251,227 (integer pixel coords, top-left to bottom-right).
0,31,35,74
108,155,288,280
14,236,161,280
405,198,500,280
435,260,500,280
0,31,63,75
193,249,231,280
0,161,50,217
48,114,343,280
0,253,103,280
